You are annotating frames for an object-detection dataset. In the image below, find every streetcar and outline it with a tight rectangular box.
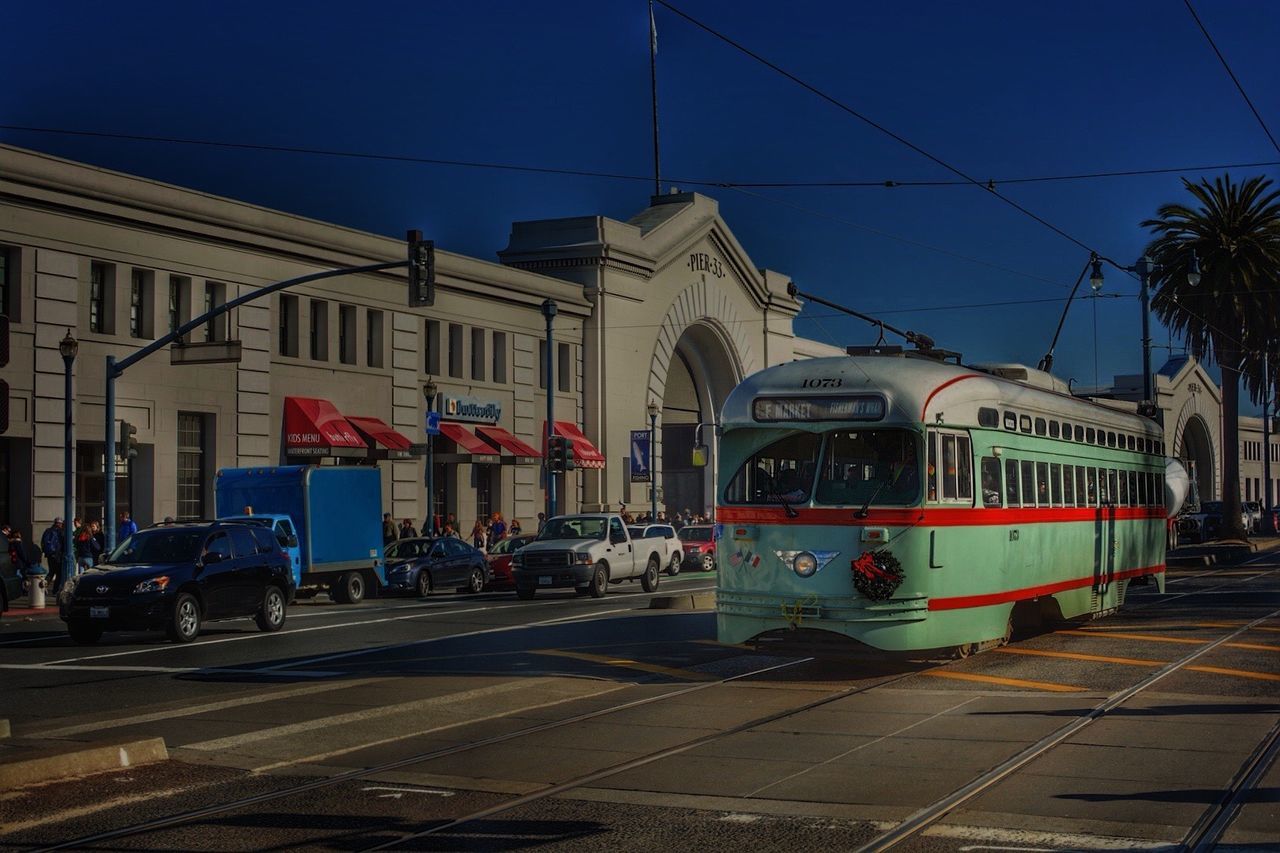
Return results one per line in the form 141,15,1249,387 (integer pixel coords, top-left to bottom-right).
715,350,1172,657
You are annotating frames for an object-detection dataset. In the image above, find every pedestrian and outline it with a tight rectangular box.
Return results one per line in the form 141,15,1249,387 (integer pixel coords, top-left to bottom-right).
399,518,418,539
470,519,487,551
490,512,506,543
242,505,254,516
40,518,65,594
163,516,175,524
442,522,458,538
536,512,546,534
117,511,138,543
8,530,32,578
73,521,96,572
509,518,522,536
90,520,106,564
382,512,397,545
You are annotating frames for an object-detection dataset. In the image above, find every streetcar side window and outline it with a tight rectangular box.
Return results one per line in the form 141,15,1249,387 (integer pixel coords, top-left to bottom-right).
1049,421,1060,439
957,437,972,501
1087,468,1098,505
1075,425,1085,442
1021,460,1036,506
928,432,938,501
978,407,999,428
1107,431,1117,448
1034,461,1049,507
1003,411,1017,431
1075,466,1086,507
1019,415,1032,434
1050,463,1063,506
1086,427,1096,444
1063,464,1075,505
724,431,822,505
1107,469,1119,505
1127,435,1136,451
1137,470,1148,506
1061,421,1072,439
1005,458,1020,506
980,457,1001,507
1118,468,1129,505
942,435,957,499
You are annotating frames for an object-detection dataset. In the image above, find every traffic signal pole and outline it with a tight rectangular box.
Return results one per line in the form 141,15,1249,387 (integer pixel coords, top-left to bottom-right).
542,299,557,520
103,257,408,552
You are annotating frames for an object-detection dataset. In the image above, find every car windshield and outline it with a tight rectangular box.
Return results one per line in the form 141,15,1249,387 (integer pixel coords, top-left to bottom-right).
108,529,206,565
537,517,607,540
679,527,713,542
386,540,430,559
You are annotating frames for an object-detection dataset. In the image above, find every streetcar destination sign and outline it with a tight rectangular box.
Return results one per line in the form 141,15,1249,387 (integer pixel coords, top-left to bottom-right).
752,395,885,422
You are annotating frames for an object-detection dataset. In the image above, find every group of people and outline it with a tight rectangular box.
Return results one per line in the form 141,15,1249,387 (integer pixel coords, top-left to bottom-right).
382,510,540,554
3,512,140,596
618,506,710,529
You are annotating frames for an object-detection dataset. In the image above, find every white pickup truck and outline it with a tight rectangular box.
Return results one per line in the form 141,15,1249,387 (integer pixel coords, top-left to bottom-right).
512,513,667,599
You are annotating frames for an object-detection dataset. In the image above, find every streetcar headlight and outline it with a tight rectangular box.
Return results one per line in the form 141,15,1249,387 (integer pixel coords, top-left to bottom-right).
792,552,818,578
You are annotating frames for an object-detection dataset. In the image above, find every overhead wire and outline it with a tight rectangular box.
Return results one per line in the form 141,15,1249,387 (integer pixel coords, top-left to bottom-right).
1183,0,1280,156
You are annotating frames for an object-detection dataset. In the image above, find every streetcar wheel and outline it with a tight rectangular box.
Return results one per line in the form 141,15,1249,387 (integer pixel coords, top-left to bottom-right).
641,557,660,593
589,564,609,598
953,642,976,660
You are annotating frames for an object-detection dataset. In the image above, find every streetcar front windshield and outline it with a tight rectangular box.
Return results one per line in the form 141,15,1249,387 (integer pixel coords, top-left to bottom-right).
813,429,919,506
723,432,821,504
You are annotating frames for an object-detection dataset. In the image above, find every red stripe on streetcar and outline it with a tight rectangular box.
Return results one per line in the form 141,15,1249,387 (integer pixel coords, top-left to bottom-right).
715,506,1167,526
927,565,1165,611
920,373,983,421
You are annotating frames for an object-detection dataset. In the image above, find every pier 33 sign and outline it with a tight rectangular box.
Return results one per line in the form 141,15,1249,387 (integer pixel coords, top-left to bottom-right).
442,394,502,424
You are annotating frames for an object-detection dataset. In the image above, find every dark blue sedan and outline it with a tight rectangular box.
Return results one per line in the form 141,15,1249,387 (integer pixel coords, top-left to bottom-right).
384,537,489,597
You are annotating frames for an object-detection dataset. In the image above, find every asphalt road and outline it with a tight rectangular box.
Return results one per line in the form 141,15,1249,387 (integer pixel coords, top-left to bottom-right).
1,557,1278,852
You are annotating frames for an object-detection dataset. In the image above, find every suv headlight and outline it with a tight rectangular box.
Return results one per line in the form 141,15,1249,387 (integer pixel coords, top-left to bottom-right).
132,576,171,594
792,552,818,578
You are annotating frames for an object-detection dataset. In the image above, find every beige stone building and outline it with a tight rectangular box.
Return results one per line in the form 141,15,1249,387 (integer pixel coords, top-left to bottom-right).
0,144,806,540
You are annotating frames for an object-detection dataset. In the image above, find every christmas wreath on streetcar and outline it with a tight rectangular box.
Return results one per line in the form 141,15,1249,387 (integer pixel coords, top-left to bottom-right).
851,550,904,601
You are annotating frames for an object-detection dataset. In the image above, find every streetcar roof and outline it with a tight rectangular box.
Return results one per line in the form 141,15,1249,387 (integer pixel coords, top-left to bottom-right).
722,355,1162,439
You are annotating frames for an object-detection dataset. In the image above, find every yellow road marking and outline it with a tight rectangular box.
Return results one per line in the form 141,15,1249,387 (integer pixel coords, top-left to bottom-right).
1185,665,1280,683
1059,629,1280,652
920,670,1084,693
1200,622,1280,633
533,649,714,681
994,647,1162,667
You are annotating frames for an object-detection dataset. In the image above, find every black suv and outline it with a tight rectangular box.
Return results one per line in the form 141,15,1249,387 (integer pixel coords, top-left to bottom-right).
59,521,294,644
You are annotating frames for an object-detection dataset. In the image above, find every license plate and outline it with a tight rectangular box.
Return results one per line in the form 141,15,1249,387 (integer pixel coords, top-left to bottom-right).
89,606,109,619
539,576,553,586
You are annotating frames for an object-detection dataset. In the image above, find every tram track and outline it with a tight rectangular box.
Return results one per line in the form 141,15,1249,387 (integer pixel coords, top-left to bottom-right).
26,554,1279,852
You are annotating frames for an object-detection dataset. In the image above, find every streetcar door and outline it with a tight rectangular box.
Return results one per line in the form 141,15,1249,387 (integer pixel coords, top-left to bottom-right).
925,429,975,568
1092,465,1118,603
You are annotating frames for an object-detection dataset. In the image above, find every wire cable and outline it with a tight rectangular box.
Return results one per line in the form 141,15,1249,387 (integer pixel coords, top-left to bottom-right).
1183,0,1280,156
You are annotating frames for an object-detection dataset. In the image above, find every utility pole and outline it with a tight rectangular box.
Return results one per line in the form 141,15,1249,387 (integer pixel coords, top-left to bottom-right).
1264,352,1274,533
542,299,558,520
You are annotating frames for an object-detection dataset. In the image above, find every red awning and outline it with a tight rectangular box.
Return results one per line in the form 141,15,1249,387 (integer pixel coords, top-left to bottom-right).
551,421,606,469
347,416,416,459
476,425,541,461
284,397,367,457
438,422,502,460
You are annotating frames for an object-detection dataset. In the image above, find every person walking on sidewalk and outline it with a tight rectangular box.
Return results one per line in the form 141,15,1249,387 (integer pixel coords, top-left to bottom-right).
382,513,397,546
399,518,418,539
117,511,138,544
40,518,65,594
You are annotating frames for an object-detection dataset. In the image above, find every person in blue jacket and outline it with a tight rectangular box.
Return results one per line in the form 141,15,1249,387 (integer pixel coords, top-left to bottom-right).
117,511,139,543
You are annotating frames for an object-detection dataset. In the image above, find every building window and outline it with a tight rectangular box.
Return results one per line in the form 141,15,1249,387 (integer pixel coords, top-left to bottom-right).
279,294,299,357
338,304,356,364
492,332,507,384
424,320,440,374
203,282,226,342
471,328,486,381
367,309,384,367
0,246,11,318
557,342,571,392
167,276,185,336
89,261,111,333
75,442,130,523
177,412,209,520
310,299,329,360
538,339,547,389
129,269,152,339
448,323,463,378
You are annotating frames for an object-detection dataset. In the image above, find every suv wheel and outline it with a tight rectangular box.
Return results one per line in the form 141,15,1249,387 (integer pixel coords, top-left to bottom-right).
167,592,201,643
67,620,103,645
589,564,609,598
667,553,681,576
255,586,287,632
701,552,716,572
641,557,660,593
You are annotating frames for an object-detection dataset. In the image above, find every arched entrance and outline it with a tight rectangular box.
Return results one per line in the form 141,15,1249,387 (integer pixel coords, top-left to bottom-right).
1179,414,1216,505
659,322,741,516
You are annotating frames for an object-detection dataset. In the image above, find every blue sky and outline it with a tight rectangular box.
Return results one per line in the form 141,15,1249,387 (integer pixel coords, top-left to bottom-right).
3,1,1277,408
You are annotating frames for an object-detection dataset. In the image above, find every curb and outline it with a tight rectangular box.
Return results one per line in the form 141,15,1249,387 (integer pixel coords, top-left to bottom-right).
0,738,168,791
649,590,716,611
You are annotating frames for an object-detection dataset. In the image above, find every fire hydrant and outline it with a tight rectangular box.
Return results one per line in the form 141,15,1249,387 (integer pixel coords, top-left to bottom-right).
26,569,47,608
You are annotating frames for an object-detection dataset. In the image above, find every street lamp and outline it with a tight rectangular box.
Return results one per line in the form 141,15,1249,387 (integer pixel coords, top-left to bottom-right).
647,398,659,521
58,329,78,584
1091,251,1200,421
424,378,437,535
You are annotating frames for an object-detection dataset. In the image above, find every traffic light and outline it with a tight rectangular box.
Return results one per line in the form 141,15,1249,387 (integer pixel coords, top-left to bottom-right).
407,229,435,307
118,420,139,461
547,435,576,473
562,440,576,471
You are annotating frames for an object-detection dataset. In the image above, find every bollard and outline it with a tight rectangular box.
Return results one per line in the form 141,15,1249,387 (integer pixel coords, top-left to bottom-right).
26,570,47,609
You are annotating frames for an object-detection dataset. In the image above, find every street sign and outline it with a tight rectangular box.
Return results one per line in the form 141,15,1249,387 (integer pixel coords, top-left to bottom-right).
425,410,441,435
630,429,651,483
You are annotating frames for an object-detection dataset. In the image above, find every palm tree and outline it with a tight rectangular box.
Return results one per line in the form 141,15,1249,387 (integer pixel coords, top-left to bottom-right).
1143,174,1280,540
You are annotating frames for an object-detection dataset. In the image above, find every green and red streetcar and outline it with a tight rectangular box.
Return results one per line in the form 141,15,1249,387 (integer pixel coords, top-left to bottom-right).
715,351,1172,657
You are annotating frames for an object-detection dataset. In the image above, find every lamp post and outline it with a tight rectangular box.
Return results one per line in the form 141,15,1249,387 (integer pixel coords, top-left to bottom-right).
1092,250,1200,422
424,378,437,535
542,299,557,520
58,330,77,582
647,398,659,521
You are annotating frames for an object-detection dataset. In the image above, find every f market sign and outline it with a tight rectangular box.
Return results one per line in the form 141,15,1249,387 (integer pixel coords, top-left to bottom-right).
442,395,502,424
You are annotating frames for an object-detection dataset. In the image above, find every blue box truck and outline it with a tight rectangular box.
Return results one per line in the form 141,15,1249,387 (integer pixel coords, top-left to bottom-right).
215,465,385,604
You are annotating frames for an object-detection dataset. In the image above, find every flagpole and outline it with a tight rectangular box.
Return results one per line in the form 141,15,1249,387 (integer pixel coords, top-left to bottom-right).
648,0,661,197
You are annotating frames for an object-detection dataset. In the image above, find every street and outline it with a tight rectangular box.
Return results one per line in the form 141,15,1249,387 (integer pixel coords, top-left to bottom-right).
2,556,1278,852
